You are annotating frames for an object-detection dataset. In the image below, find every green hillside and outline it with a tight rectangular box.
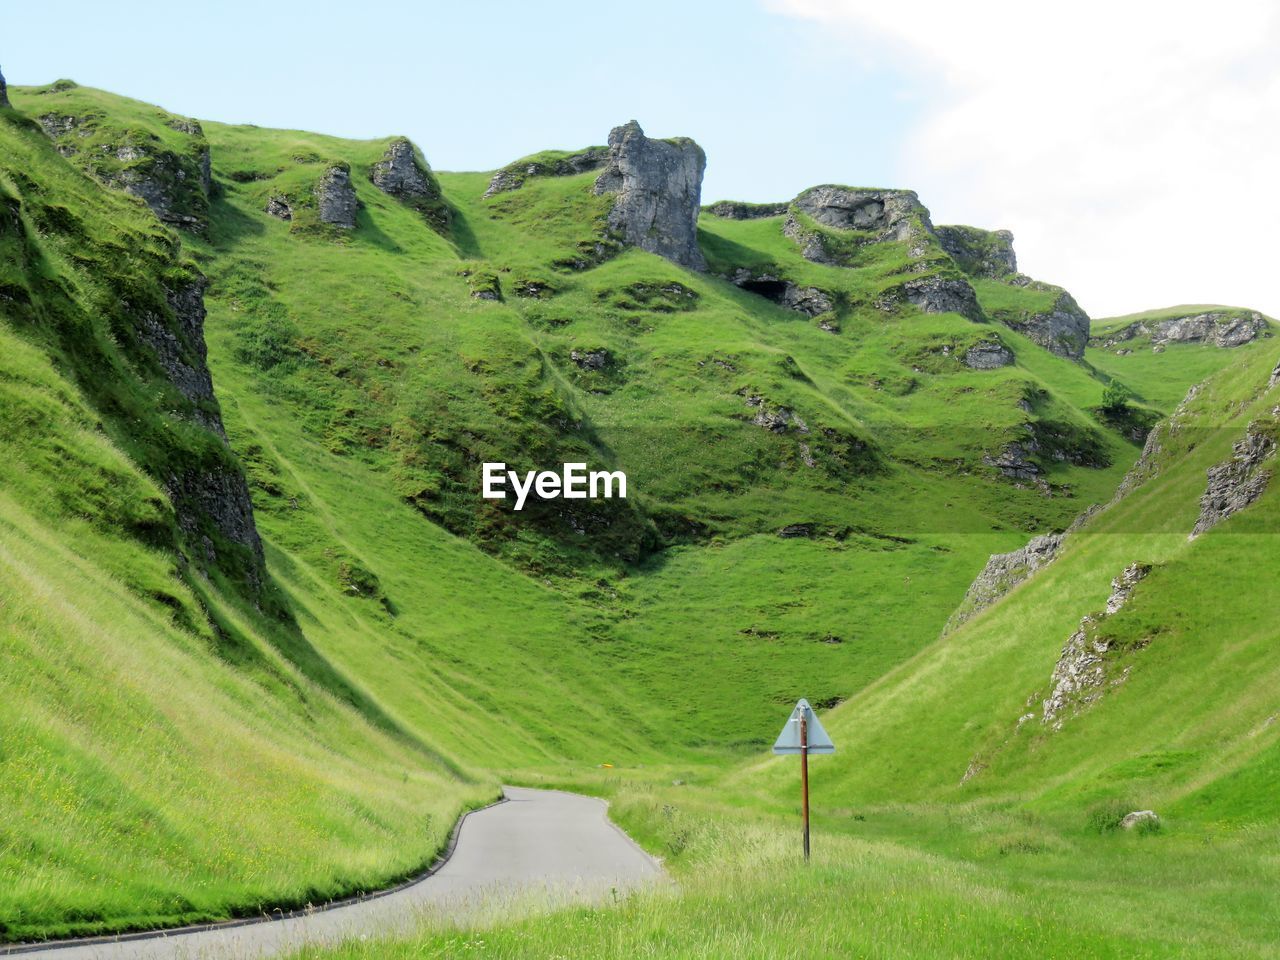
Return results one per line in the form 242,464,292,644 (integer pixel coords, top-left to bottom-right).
2,77,1278,955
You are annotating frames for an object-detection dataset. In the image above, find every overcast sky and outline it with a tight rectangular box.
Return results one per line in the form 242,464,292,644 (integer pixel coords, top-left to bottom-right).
5,1,1276,319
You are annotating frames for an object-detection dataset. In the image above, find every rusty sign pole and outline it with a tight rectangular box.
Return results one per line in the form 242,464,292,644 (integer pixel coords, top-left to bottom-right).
773,698,833,864
800,709,810,862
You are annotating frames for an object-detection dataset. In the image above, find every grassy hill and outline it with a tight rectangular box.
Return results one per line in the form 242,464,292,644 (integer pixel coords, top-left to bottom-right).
2,78,1278,953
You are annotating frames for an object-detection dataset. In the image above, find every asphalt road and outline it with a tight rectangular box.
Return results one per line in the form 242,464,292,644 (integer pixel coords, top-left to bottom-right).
9,787,662,960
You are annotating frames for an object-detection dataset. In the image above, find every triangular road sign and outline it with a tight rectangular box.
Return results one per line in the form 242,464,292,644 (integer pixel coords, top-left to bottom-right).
772,698,836,755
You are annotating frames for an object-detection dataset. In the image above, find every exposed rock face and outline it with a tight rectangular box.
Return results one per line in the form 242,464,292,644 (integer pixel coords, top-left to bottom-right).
485,147,609,197
1094,310,1271,350
316,165,357,228
370,138,449,227
593,121,706,271
936,225,1017,278
135,273,265,580
963,340,1014,369
985,440,1041,481
744,394,808,434
265,195,293,220
0,65,9,109
570,347,611,371
134,277,219,433
34,110,212,231
947,532,1064,632
1041,562,1151,728
1003,290,1090,360
728,269,833,317
1271,358,1280,390
792,185,927,239
703,200,789,220
1190,419,1277,538
903,276,983,322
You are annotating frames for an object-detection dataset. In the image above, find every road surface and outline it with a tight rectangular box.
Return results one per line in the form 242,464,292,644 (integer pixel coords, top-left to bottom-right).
5,787,662,959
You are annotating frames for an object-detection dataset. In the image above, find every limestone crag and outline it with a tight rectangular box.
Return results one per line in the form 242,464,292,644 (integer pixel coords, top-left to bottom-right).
265,195,292,220
936,225,1017,279
728,269,834,317
1190,417,1277,538
485,147,610,197
370,138,449,227
593,121,706,271
1003,289,1090,360
902,276,983,322
984,441,1041,482
963,340,1014,369
34,109,212,231
1094,310,1271,350
133,272,266,582
570,347,611,371
946,532,1064,632
1041,562,1151,728
792,185,928,239
317,165,357,228
1271,358,1280,390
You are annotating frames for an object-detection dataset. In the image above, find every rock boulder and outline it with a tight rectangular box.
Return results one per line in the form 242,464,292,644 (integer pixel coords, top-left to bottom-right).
317,165,357,229
370,138,449,227
1094,310,1271,350
963,340,1014,369
1191,419,1277,538
593,121,706,271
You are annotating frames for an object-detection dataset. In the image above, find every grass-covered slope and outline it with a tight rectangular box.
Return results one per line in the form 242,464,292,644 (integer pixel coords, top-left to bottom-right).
303,345,1280,960
4,77,1277,950
745,342,1280,820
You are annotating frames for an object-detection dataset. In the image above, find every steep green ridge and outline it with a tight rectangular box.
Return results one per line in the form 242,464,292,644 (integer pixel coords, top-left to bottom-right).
301,331,1280,960
3,77,1276,950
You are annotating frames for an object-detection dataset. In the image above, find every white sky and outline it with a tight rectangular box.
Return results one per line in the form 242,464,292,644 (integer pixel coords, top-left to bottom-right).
768,0,1280,318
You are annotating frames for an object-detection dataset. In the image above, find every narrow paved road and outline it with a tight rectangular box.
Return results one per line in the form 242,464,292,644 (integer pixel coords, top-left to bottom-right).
9,787,662,959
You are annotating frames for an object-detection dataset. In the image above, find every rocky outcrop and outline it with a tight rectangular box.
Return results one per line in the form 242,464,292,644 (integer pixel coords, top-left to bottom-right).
485,147,610,197
947,533,1064,631
135,272,265,581
570,347,611,371
0,65,9,109
134,276,219,433
1094,310,1271,350
936,225,1017,278
1001,289,1090,360
265,195,292,220
703,200,789,220
902,276,983,322
728,269,833,317
743,394,808,434
1041,562,1151,728
985,441,1041,481
370,138,449,227
1271,358,1280,390
316,165,357,228
792,185,928,238
593,121,706,271
963,340,1014,369
1190,418,1277,538
33,110,212,231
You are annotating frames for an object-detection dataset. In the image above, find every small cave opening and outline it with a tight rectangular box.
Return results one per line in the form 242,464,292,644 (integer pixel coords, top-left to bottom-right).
737,278,790,303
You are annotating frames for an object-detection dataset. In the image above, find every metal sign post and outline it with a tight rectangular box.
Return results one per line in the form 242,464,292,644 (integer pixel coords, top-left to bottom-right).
773,698,834,863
